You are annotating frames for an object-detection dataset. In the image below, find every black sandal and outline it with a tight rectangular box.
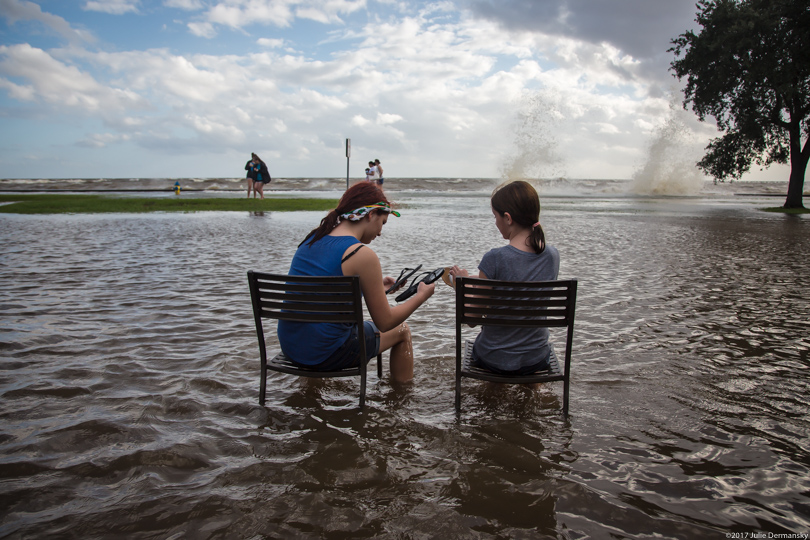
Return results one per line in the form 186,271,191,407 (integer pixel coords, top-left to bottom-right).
386,265,422,294
395,267,444,302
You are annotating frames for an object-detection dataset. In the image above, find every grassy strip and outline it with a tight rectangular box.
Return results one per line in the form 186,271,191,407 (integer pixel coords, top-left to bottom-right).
0,194,338,214
762,207,810,214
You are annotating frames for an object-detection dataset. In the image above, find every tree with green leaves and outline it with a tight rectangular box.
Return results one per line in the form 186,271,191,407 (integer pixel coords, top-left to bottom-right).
670,0,810,208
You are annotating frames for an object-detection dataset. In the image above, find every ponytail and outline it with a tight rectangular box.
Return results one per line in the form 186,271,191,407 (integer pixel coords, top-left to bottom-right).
299,210,340,247
528,223,546,255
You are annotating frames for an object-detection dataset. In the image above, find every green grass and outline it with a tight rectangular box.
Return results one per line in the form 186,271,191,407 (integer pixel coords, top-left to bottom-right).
0,194,338,214
762,206,810,214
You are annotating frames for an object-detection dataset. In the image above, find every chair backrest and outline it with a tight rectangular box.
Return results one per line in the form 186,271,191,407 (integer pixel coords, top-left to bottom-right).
455,277,577,328
247,271,365,363
455,277,577,359
248,271,364,324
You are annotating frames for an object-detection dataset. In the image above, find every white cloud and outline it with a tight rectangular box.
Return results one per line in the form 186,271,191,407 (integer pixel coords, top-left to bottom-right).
90,48,250,106
195,0,367,32
185,113,245,140
0,0,94,43
0,0,736,180
597,123,621,134
295,0,365,25
204,0,298,30
0,44,145,111
376,113,402,124
187,21,216,38
0,77,33,100
271,118,288,133
164,0,204,10
77,132,131,148
352,115,371,126
257,37,284,48
83,0,139,15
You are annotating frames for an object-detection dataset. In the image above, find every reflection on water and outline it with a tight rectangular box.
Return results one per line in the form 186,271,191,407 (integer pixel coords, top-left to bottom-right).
0,192,808,537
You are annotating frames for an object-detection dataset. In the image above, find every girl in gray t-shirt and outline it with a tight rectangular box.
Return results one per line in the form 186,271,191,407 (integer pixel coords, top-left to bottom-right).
448,180,560,374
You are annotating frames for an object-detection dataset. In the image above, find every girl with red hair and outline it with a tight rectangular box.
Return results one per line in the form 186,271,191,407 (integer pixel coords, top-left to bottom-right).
278,182,434,382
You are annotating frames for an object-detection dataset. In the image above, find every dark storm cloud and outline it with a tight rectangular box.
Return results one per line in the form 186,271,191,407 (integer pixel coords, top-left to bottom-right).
467,0,699,61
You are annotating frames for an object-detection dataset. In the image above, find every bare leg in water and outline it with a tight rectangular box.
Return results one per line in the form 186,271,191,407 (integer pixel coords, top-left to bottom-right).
379,322,413,383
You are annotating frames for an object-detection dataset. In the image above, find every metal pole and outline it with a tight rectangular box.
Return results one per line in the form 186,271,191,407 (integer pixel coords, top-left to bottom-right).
345,138,351,190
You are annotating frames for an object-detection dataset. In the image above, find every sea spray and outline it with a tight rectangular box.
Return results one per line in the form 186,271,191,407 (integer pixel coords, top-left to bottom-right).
631,97,706,195
500,92,567,183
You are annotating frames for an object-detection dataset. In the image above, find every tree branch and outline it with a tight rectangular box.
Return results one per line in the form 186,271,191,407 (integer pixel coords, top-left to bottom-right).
769,94,791,130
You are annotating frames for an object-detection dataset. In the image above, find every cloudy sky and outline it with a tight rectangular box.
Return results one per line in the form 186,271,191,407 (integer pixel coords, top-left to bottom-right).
0,0,788,180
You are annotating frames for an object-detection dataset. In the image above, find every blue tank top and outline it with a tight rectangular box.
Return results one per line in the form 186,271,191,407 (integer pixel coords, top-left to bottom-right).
277,235,360,365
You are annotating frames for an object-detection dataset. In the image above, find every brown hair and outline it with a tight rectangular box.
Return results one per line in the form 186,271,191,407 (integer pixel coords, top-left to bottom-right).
301,182,391,247
490,180,546,254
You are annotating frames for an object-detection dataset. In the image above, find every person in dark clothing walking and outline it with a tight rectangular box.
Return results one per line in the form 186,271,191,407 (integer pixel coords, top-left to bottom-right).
244,152,259,198
251,154,271,199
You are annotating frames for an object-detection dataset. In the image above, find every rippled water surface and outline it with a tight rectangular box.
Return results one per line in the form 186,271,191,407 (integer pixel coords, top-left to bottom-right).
1,186,809,538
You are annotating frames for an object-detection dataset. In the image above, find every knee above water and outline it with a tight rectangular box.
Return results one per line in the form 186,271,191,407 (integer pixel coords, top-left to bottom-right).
397,322,412,339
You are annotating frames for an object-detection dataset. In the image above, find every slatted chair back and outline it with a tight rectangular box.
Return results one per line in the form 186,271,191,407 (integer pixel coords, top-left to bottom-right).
454,276,577,414
248,271,381,408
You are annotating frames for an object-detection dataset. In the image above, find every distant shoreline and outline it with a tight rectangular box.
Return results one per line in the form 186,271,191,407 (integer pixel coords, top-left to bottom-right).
0,188,230,192
0,189,797,197
0,177,803,199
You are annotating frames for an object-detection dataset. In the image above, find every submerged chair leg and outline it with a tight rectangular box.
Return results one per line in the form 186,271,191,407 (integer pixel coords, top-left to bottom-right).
563,378,569,416
259,361,267,406
359,364,366,409
454,375,461,412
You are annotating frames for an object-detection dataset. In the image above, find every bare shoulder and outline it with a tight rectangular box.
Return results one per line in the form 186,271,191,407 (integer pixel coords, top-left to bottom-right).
341,243,376,260
341,244,379,273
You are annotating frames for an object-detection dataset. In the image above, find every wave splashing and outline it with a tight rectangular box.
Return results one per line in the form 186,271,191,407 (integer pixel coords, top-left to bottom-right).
632,98,706,195
500,92,566,182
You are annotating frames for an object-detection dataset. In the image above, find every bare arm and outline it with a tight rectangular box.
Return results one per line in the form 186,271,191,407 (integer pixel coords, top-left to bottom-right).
449,266,489,327
448,265,488,281
343,246,434,332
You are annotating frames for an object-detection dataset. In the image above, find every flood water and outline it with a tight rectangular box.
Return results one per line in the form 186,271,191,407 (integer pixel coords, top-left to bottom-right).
1,181,809,538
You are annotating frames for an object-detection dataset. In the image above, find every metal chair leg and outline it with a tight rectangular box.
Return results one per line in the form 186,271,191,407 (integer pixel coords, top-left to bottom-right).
259,366,267,406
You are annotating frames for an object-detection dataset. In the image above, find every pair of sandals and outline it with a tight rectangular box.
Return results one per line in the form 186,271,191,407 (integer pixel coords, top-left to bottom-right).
387,265,453,302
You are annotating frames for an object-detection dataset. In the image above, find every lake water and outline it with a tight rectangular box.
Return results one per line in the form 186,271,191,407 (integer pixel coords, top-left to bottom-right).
1,178,808,538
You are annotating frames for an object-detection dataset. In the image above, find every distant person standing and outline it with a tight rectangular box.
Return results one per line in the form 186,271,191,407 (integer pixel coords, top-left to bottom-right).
245,153,258,198
374,159,384,186
252,154,271,199
366,161,377,182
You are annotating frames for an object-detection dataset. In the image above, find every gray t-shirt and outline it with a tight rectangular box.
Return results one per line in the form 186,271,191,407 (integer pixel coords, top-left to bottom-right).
473,244,561,372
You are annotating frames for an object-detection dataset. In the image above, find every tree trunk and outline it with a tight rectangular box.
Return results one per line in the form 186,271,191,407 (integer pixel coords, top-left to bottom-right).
784,128,808,209
784,165,806,208
782,174,804,208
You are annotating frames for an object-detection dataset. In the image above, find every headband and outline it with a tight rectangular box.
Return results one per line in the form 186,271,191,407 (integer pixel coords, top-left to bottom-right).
339,201,401,222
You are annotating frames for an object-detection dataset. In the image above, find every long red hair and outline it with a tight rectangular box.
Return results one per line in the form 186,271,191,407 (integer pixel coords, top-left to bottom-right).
300,182,391,246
